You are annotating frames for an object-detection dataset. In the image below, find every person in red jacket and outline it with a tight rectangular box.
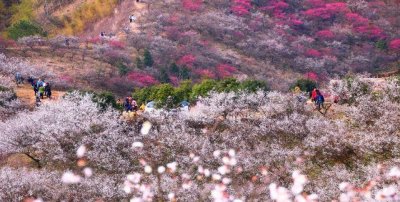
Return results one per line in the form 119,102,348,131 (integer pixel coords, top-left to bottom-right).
311,88,318,102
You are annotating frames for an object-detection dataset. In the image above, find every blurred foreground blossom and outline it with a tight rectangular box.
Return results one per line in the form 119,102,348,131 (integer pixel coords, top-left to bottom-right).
140,121,152,135
76,145,86,158
61,171,81,184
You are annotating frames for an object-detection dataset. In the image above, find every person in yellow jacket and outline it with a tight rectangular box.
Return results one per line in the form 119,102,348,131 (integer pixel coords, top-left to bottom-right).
293,86,301,94
139,103,145,111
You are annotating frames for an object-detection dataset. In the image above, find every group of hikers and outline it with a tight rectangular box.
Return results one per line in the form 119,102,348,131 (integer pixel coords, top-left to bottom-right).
310,88,325,110
293,86,326,111
123,96,140,112
15,72,53,106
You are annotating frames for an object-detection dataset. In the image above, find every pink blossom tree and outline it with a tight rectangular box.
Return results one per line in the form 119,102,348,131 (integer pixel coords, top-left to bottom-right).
181,0,203,12
305,49,322,57
177,54,196,68
316,30,335,40
127,72,159,86
389,39,400,52
231,0,252,16
216,64,237,78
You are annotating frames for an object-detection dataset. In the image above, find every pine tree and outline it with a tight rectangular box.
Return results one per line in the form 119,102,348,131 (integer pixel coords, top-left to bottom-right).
143,49,154,67
169,63,179,75
136,57,144,69
158,68,170,83
179,67,191,80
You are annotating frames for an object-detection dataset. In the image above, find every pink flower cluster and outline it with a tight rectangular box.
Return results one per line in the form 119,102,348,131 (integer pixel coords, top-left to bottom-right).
216,64,237,78
177,54,196,68
127,72,158,87
108,40,125,50
231,0,252,16
194,69,216,79
389,39,400,51
303,2,348,19
181,0,203,11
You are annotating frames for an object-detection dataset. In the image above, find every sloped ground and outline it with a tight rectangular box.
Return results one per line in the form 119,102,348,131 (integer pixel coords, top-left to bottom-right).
15,84,66,109
81,1,146,39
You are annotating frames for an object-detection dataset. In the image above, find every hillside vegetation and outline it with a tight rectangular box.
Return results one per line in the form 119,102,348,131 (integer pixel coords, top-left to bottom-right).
0,1,400,201
0,0,399,92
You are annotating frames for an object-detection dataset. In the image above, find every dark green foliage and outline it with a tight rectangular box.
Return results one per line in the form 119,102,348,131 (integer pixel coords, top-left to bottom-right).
71,91,120,110
215,78,240,92
158,68,170,83
174,80,192,103
92,91,120,110
136,57,143,69
132,78,269,108
143,49,154,67
375,40,388,51
153,83,174,108
117,61,129,76
240,79,269,92
179,67,191,80
132,86,157,105
7,20,46,40
292,79,317,92
191,79,217,98
169,63,179,75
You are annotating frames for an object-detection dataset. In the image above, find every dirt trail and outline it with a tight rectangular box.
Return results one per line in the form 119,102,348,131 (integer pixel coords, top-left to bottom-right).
81,1,147,39
15,84,66,108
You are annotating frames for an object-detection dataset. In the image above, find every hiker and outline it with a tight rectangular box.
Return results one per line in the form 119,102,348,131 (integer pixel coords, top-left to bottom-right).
139,103,145,111
36,79,44,88
15,72,22,85
180,100,190,111
131,99,138,111
100,32,105,37
27,76,35,86
310,88,317,102
315,90,324,110
124,97,132,112
293,86,301,94
129,15,136,23
35,95,41,107
43,83,47,96
38,85,45,99
65,38,70,47
45,82,52,99
33,81,38,96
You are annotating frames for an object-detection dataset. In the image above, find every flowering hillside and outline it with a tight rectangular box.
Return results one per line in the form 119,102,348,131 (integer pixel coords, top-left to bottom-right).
123,0,400,88
1,0,399,91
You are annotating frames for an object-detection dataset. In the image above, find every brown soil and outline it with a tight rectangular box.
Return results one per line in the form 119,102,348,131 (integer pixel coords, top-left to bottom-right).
80,1,147,39
15,84,66,108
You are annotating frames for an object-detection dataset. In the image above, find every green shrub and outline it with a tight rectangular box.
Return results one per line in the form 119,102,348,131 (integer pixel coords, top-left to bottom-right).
93,91,120,110
240,79,269,92
216,78,240,92
132,78,269,108
174,80,193,102
143,49,154,67
291,79,317,92
375,40,388,51
169,63,179,75
7,20,46,40
132,86,158,105
191,79,217,98
178,67,191,80
117,62,130,76
153,84,175,108
158,68,170,83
